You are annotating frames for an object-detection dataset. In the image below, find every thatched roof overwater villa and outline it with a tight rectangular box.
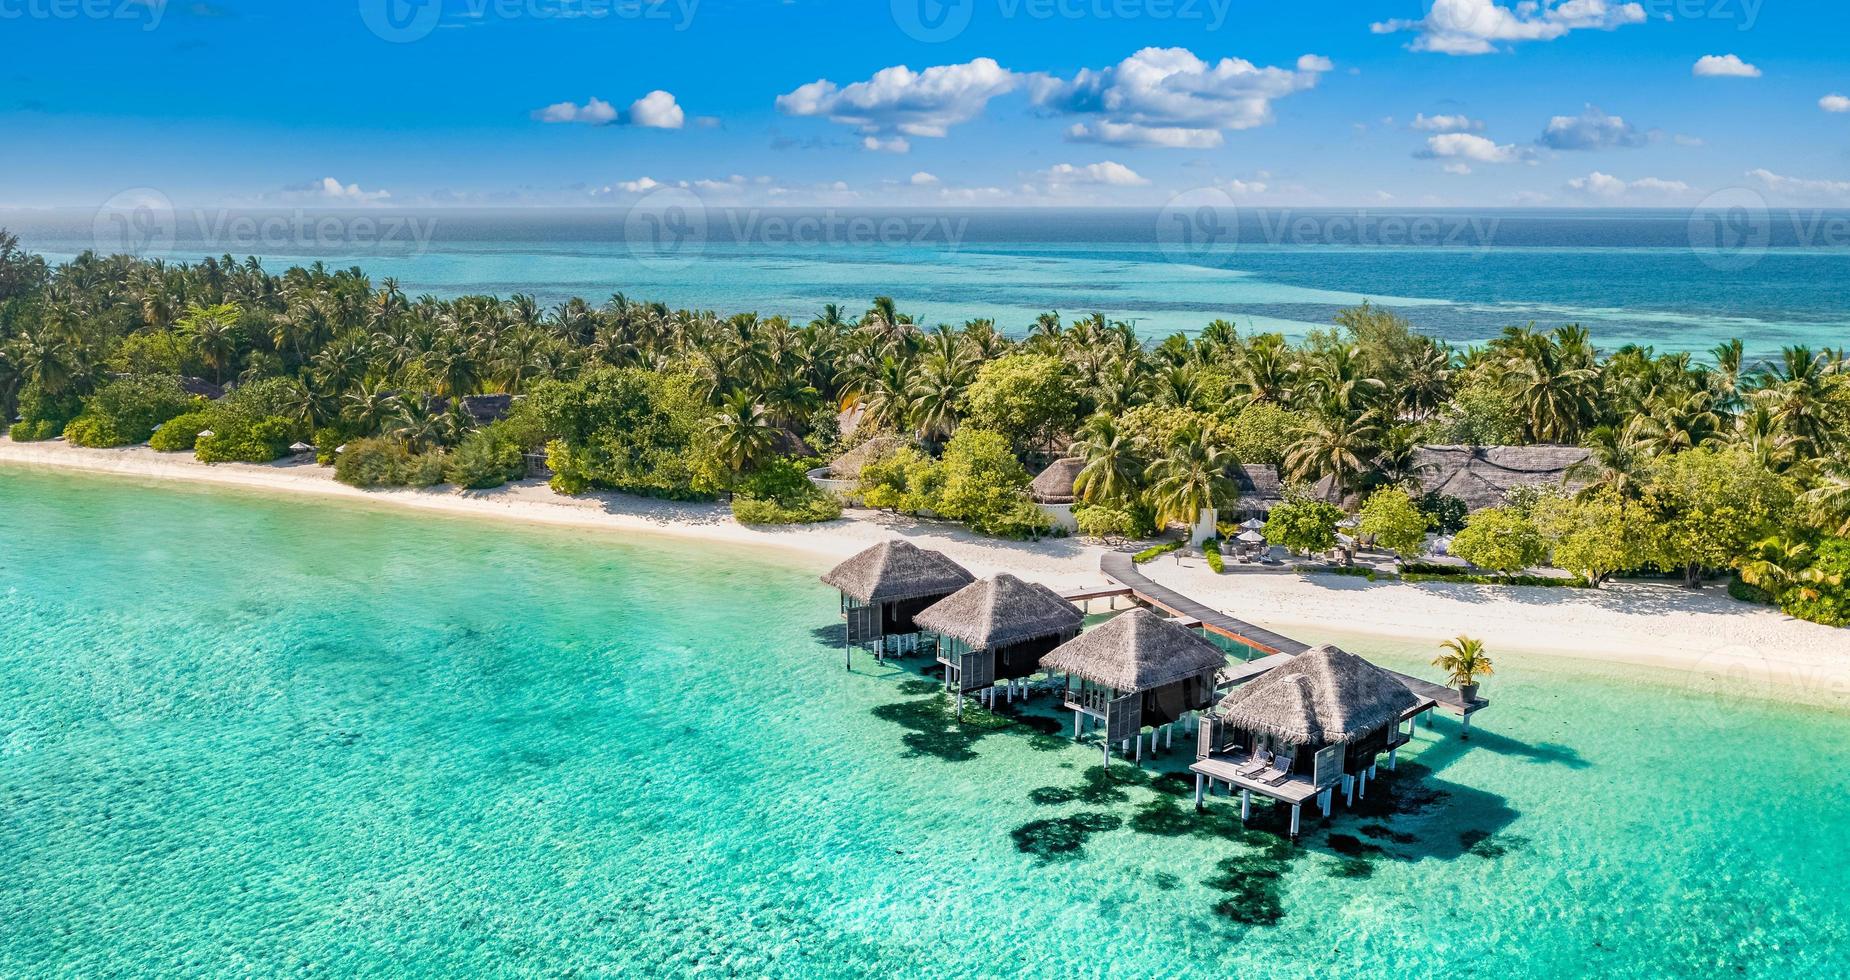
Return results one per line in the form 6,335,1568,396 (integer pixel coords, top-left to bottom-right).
815,539,1495,843
1193,645,1432,838
822,541,974,667
1042,608,1226,768
916,574,1084,717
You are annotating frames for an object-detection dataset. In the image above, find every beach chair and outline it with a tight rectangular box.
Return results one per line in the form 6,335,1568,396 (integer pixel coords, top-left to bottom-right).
1235,749,1272,777
1261,755,1295,785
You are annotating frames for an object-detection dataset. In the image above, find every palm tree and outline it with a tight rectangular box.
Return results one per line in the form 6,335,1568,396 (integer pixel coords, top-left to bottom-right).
1572,425,1649,500
1628,389,1720,456
1432,635,1493,696
1148,426,1239,529
1283,411,1381,499
706,390,779,477
1738,535,1841,603
1802,471,1850,536
1071,414,1144,506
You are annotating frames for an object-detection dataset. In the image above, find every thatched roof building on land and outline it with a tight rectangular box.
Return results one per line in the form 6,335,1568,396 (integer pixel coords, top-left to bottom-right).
1411,444,1592,512
917,574,1084,697
822,540,974,664
1044,609,1226,763
1232,464,1284,515
1030,458,1084,505
827,435,904,481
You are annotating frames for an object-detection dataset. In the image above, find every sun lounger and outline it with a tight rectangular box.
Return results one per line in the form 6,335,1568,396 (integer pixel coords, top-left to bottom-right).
1263,764,1295,786
1235,756,1269,777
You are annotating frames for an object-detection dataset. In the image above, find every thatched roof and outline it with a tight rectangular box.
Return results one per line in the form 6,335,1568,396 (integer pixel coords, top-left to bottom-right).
1041,608,1226,693
915,574,1084,650
1233,464,1282,510
1413,444,1592,512
1030,458,1085,504
828,435,904,480
821,540,974,604
1215,645,1417,746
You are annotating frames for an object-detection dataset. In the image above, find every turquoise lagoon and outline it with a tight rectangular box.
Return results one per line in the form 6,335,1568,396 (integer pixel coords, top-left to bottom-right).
2,468,1848,977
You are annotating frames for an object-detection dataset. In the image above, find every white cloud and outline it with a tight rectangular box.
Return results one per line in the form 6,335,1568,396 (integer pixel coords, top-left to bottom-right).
1442,162,1474,175
1820,94,1850,113
776,58,1017,145
627,90,685,129
1410,112,1484,133
1748,168,1850,201
1418,132,1526,164
533,90,686,128
291,177,391,203
1692,54,1760,78
909,171,940,185
1540,105,1649,150
1030,47,1330,148
533,97,619,125
861,135,911,153
1035,161,1151,188
616,177,661,193
1373,0,1645,56
1224,178,1270,195
1565,171,1691,200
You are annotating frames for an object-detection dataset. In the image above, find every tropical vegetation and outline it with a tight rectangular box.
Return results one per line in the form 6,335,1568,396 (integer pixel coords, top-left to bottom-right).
0,234,1846,622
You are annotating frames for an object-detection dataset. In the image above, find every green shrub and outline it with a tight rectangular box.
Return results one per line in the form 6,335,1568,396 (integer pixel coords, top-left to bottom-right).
731,458,843,525
150,411,213,452
334,437,446,488
61,416,125,448
1727,576,1774,606
445,426,525,490
66,375,197,447
932,429,1053,539
1263,497,1343,555
1774,537,1849,628
196,416,295,463
1133,540,1183,564
8,419,63,442
1204,538,1225,573
1450,507,1546,573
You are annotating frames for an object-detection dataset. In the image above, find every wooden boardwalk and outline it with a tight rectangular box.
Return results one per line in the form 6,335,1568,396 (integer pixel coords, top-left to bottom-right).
1098,552,1487,721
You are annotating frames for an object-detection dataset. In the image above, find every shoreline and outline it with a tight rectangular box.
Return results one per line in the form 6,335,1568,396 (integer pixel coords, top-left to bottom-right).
4,437,1846,709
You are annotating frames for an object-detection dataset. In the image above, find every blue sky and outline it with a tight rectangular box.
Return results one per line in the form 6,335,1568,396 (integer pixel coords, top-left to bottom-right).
5,0,1850,208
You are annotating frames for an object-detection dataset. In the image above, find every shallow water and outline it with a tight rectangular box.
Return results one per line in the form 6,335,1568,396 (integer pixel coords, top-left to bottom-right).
2,469,1847,977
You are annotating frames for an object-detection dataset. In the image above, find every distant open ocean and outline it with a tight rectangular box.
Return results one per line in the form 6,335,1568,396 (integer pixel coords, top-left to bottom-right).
7,207,1848,359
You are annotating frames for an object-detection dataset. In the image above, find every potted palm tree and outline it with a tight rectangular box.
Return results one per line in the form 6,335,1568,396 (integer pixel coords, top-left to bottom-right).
1433,635,1492,703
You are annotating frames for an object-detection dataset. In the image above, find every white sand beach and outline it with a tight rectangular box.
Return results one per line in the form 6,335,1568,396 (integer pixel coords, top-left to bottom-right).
4,437,1846,703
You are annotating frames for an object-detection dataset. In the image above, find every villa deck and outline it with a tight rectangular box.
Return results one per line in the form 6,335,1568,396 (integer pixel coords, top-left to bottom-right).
1098,552,1489,725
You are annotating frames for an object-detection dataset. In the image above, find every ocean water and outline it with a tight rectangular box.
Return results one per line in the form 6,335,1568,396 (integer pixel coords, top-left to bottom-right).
2,468,1847,977
5,207,1849,358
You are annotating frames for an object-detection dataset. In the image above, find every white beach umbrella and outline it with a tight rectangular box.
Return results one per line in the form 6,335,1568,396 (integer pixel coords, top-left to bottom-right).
1237,530,1266,544
1239,518,1266,531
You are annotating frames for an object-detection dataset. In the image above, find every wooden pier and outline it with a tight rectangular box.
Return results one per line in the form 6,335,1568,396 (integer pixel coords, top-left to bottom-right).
1097,552,1489,726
